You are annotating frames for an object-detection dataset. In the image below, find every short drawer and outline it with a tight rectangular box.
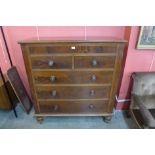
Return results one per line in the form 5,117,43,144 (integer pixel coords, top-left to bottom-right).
38,100,108,114
33,70,113,84
31,56,72,69
36,86,111,99
29,45,78,54
74,56,115,69
78,45,116,53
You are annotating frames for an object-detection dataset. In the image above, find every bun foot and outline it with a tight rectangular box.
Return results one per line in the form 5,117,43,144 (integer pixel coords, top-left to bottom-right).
36,116,44,124
103,116,112,123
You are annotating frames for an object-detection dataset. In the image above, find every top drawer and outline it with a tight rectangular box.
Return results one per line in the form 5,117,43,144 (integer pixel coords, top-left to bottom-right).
28,43,117,55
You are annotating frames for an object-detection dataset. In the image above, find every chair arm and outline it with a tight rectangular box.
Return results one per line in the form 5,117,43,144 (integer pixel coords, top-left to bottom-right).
133,95,155,128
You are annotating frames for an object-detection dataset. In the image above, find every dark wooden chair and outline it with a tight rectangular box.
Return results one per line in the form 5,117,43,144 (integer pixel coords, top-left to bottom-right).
130,72,155,129
0,67,18,117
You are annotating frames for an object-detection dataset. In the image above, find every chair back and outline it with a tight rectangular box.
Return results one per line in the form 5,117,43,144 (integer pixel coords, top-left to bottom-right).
132,72,155,109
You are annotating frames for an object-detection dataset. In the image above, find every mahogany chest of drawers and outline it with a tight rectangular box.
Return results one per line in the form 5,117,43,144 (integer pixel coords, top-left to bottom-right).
19,38,126,123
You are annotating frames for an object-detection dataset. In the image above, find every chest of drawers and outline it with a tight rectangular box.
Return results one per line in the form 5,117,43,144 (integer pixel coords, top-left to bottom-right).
19,38,126,123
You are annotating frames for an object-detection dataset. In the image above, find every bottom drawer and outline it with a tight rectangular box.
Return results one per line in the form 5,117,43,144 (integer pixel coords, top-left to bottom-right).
38,100,108,114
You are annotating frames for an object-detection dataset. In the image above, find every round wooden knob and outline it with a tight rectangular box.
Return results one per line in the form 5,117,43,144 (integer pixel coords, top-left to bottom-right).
91,59,97,66
91,75,96,81
89,104,95,109
51,90,57,97
50,76,56,82
90,90,95,96
52,105,59,112
48,60,54,67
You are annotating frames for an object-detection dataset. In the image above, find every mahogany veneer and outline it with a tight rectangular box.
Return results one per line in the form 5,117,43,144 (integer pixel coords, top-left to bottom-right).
19,37,126,123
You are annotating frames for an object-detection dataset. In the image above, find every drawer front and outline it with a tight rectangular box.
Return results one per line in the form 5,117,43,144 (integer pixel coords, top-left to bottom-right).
29,45,78,54
74,56,115,69
36,86,111,99
79,45,116,53
31,56,72,69
39,100,108,114
33,70,113,84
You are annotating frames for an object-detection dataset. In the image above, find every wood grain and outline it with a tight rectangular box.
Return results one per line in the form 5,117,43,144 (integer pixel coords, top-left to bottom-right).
19,40,126,121
36,86,111,99
31,56,72,69
39,100,108,114
33,70,113,85
74,56,115,69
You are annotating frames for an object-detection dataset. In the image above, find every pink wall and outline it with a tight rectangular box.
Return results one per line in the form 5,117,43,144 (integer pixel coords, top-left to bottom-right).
0,30,11,73
2,26,154,110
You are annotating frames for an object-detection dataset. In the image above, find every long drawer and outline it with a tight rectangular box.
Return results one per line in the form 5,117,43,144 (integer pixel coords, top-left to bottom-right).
39,100,108,114
29,44,116,55
33,70,113,85
36,86,111,99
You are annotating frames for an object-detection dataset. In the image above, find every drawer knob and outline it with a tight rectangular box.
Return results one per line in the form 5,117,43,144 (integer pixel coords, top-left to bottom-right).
51,90,57,97
91,75,96,81
89,104,95,109
91,59,97,66
52,105,59,112
90,90,95,96
50,76,56,82
48,60,54,67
